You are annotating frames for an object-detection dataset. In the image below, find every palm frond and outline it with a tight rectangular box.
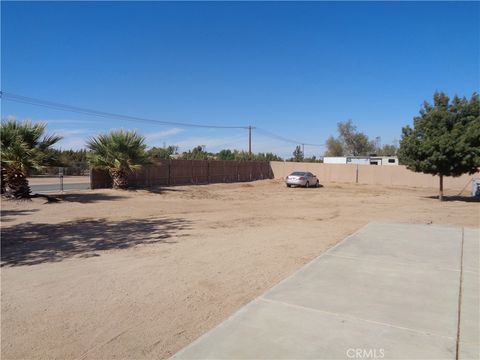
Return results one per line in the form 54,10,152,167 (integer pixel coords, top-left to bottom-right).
1,119,63,172
87,130,149,173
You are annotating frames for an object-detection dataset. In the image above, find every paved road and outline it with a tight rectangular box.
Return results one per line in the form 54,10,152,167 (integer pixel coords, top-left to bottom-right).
173,223,479,360
30,182,90,193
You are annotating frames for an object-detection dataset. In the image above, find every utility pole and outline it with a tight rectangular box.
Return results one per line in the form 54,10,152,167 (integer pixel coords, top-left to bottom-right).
302,143,305,158
248,126,252,156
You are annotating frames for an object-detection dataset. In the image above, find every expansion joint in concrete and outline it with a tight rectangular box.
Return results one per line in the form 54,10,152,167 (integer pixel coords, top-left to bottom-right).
455,227,465,360
259,297,456,341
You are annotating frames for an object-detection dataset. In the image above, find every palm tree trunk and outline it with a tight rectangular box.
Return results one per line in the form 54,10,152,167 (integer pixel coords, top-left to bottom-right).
5,168,31,199
109,168,129,189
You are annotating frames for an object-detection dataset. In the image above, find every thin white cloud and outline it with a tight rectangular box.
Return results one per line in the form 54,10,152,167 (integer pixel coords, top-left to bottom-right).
1,115,94,125
145,128,184,143
55,128,90,137
2,115,17,121
55,137,87,150
174,134,247,152
42,119,95,125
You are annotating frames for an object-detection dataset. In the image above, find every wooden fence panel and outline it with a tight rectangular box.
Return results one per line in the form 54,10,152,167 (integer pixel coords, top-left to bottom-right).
90,168,112,189
91,160,273,189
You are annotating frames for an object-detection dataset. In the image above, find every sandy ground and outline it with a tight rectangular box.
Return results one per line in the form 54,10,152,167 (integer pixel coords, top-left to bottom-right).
1,180,479,360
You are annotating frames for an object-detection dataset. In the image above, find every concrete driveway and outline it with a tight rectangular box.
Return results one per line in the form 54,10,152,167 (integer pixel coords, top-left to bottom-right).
173,223,479,359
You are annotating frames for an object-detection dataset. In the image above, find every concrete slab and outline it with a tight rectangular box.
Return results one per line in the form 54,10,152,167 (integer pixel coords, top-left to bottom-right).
460,271,480,344
173,223,478,360
459,229,480,360
173,299,456,360
463,228,480,274
265,254,460,338
328,223,463,271
459,228,480,359
459,342,480,360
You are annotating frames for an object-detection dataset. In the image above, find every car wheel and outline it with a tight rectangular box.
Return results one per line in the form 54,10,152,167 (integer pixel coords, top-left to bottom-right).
286,184,291,188
316,180,319,187
305,181,310,188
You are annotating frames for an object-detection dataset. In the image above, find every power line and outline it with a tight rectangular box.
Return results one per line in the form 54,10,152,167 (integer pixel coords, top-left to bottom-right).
0,91,248,129
1,91,326,148
256,127,325,147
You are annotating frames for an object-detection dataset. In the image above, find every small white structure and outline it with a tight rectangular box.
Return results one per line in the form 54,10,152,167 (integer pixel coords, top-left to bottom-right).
323,157,348,164
323,156,398,166
368,156,399,166
346,157,370,165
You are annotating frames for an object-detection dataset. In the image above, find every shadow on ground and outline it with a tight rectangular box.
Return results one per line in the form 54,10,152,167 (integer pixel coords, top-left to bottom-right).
1,217,190,267
128,186,186,195
56,192,128,204
425,195,480,203
1,209,39,222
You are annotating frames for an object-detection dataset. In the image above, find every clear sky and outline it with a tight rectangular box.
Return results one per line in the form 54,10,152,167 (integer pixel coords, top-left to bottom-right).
1,1,479,158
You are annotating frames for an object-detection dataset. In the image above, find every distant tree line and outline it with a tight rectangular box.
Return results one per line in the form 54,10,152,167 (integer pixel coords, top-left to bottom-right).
2,91,478,199
289,145,322,163
147,145,284,161
30,149,89,176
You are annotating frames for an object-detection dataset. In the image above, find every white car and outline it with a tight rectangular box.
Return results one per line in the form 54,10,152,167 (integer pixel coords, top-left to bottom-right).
285,171,320,188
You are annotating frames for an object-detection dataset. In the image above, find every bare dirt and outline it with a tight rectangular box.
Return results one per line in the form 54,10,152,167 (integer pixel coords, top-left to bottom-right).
1,180,479,359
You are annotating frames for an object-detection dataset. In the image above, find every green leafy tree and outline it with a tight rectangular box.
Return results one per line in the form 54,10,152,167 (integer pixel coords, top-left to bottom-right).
0,119,62,199
87,130,149,189
180,145,211,160
254,152,283,161
304,155,321,163
399,92,480,201
337,120,376,156
32,149,90,175
217,149,235,160
231,150,283,161
324,136,344,156
291,145,304,162
232,150,250,161
371,137,398,156
148,145,178,160
324,120,376,157
60,149,89,175
376,144,398,156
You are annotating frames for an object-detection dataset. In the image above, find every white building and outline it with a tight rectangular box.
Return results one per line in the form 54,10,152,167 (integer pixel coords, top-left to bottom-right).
323,156,398,166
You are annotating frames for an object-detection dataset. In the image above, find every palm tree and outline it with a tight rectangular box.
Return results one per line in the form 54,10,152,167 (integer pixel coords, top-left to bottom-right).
1,119,62,199
87,130,149,189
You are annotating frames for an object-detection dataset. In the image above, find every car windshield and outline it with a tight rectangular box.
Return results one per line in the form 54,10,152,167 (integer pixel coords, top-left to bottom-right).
290,172,306,176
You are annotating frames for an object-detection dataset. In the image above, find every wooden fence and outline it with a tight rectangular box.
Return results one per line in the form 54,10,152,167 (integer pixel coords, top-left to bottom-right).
90,160,274,189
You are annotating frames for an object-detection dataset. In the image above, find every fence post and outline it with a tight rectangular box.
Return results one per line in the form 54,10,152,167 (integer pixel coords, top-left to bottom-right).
59,167,64,192
207,160,210,184
89,168,93,189
168,160,171,186
191,161,194,184
356,164,359,184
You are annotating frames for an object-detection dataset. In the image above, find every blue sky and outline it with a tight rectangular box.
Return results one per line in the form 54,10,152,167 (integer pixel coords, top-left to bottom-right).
2,1,479,157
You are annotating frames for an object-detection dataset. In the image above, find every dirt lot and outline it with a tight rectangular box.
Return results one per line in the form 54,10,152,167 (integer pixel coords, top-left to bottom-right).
1,180,479,359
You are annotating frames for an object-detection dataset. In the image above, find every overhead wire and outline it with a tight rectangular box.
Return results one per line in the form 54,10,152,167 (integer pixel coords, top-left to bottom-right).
1,91,326,147
255,127,325,147
0,91,248,129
